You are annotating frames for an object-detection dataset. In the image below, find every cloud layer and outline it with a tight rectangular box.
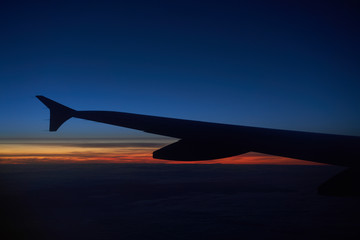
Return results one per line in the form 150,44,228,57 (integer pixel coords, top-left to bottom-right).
0,138,321,165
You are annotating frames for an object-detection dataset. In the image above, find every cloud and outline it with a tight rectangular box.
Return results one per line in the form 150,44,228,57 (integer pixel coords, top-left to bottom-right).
0,138,322,165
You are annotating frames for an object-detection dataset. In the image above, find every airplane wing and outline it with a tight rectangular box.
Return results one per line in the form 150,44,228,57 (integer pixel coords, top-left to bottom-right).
36,95,360,166
37,96,360,195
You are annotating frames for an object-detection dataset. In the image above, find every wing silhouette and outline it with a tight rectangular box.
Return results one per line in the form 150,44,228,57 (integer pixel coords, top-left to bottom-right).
37,96,360,195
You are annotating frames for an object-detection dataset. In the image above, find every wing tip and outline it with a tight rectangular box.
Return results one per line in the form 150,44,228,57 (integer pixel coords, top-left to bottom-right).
36,95,75,131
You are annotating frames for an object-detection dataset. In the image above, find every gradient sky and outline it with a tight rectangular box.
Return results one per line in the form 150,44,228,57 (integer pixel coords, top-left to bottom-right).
0,1,359,163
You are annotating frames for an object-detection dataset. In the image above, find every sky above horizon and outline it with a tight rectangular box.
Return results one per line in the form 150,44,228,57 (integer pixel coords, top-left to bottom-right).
0,1,359,164
1,0,360,138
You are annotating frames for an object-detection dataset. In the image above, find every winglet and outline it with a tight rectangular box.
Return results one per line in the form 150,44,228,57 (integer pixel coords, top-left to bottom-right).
36,96,76,131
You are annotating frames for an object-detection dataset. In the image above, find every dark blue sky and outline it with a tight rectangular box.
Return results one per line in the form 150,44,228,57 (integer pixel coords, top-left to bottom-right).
1,0,359,138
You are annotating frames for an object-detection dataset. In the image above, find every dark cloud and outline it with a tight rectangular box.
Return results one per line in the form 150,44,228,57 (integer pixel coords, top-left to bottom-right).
0,164,357,240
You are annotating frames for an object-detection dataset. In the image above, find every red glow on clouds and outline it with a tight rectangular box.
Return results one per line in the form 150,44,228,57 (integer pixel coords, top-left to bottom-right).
0,139,323,165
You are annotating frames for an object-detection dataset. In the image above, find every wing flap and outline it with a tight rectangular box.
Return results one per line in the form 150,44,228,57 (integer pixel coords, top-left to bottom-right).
153,139,249,161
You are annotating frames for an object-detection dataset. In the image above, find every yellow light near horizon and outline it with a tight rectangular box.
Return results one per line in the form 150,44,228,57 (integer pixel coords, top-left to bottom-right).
0,140,323,165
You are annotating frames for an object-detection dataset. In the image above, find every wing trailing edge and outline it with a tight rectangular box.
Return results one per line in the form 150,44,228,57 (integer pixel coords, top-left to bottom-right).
153,139,249,161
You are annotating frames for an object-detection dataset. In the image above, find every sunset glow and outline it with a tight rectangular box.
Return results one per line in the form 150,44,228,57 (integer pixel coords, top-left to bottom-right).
0,138,323,165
